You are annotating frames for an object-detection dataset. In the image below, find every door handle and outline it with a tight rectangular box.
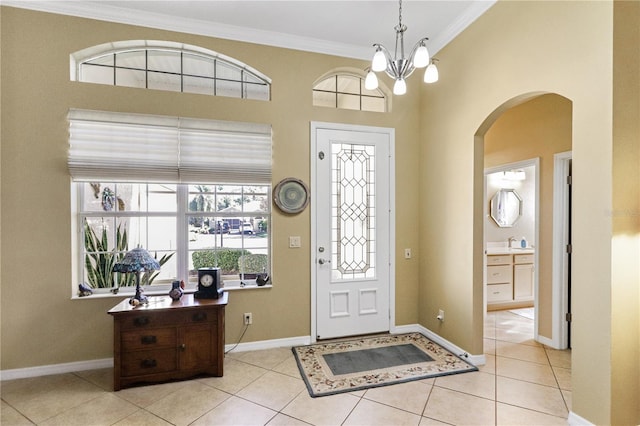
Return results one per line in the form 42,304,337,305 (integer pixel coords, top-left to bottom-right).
318,258,331,265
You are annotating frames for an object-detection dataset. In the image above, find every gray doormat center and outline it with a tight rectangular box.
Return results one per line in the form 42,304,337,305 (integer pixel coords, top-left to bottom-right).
292,333,477,397
323,343,434,375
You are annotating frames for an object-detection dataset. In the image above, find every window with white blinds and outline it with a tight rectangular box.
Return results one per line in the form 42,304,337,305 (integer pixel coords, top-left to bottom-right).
68,109,272,184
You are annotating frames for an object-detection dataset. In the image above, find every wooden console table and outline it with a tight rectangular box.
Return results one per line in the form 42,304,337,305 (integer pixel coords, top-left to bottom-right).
108,292,227,391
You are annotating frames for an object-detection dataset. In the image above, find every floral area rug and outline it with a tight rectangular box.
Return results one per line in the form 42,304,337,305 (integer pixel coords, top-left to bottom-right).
292,333,478,397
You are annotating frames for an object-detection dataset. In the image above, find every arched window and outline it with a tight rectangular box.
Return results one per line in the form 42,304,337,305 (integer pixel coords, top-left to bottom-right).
312,70,387,112
71,40,270,101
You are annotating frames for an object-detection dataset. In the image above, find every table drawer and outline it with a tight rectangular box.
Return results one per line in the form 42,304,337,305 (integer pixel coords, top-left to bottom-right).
487,265,512,284
121,348,177,377
121,328,176,351
487,283,513,302
514,254,534,264
487,255,512,265
118,312,183,330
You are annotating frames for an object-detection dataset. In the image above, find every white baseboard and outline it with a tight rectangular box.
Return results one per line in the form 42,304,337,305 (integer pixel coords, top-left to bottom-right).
567,411,595,425
225,335,311,353
393,324,485,366
0,358,113,381
1,328,482,381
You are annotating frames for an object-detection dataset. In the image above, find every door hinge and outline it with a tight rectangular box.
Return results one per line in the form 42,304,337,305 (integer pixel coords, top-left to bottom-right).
567,175,572,185
566,312,573,322
566,244,572,254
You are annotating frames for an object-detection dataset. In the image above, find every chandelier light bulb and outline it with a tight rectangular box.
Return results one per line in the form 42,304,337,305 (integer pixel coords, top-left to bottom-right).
413,44,430,68
393,78,407,95
424,62,439,83
365,70,379,90
372,49,387,72
369,0,439,95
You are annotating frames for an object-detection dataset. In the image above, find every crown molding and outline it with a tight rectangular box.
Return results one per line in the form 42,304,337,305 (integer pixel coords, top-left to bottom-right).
2,0,495,60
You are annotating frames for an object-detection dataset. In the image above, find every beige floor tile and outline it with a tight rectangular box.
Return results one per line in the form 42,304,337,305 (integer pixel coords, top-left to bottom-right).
363,380,432,415
419,416,451,425
343,398,422,426
1,400,33,425
282,390,360,425
495,340,549,364
423,386,495,425
39,393,138,426
198,357,268,394
484,326,496,339
267,412,311,425
497,402,568,425
116,380,190,408
272,355,304,379
74,368,113,391
495,327,540,346
497,356,557,387
0,373,105,424
113,409,173,425
479,353,496,374
545,348,572,369
561,389,572,411
434,370,495,400
235,347,293,369
145,381,230,426
236,371,305,411
192,395,277,426
484,337,496,354
552,365,571,390
496,376,568,418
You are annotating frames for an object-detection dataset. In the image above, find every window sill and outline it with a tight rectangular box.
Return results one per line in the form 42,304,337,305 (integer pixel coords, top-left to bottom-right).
72,282,272,300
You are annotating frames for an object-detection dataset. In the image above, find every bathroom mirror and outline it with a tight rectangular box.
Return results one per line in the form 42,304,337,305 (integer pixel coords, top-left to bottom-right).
490,188,523,227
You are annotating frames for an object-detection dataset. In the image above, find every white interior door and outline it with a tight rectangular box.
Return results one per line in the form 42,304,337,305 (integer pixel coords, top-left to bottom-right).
311,123,393,340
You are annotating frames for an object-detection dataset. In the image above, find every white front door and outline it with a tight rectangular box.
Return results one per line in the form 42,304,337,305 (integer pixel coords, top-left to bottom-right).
311,123,393,340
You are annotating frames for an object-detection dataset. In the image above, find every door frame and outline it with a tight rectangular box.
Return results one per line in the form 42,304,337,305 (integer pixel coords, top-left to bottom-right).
483,158,540,340
552,151,572,349
310,121,396,343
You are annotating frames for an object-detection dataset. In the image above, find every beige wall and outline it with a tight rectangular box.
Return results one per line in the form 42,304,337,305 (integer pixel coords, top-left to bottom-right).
484,94,572,339
419,0,638,423
0,7,422,369
611,1,640,424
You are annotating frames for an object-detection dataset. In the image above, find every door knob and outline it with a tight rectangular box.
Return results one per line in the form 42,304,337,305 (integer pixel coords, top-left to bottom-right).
318,258,331,265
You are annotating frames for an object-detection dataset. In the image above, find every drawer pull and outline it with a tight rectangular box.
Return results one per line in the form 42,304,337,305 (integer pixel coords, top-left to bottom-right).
140,359,157,368
180,344,186,351
141,335,157,345
193,312,207,322
493,291,500,294
134,317,150,326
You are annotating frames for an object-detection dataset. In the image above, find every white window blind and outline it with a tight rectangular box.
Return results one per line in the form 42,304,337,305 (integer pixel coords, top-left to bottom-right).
68,109,272,184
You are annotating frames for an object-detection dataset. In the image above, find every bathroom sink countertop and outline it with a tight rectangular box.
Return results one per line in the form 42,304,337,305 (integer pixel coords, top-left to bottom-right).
486,247,535,255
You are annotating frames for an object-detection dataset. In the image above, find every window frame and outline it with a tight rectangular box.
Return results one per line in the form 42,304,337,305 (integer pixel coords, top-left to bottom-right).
312,70,388,112
71,40,271,101
72,182,272,299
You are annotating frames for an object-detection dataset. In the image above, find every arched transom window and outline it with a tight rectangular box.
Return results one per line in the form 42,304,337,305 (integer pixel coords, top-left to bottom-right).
71,40,271,101
313,71,387,112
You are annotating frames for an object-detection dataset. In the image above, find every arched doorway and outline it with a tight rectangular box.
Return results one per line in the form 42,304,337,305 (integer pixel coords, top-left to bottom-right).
475,92,573,349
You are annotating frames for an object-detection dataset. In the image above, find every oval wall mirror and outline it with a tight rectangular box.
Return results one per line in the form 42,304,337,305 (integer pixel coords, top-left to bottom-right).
490,188,523,227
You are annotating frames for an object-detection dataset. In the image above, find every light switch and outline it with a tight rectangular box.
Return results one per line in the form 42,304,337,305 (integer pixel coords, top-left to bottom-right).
289,236,301,248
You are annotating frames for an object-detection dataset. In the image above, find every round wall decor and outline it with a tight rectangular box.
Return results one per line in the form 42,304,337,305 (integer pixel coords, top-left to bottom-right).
273,177,310,214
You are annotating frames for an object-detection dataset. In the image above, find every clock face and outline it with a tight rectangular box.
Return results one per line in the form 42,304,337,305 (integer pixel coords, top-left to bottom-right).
200,274,214,287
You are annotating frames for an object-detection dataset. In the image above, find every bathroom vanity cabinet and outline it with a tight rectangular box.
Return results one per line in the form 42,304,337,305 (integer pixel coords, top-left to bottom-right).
486,252,534,310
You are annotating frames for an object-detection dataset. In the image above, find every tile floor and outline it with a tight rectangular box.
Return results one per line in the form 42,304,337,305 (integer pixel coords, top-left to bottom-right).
1,309,571,425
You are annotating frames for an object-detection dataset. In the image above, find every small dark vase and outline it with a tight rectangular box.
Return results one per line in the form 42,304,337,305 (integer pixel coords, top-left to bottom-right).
169,280,183,300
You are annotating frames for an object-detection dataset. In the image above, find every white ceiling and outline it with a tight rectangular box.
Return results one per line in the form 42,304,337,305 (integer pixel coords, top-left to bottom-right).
4,0,495,60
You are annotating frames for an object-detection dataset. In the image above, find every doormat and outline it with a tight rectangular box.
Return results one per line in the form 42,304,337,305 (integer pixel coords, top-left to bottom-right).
292,333,478,397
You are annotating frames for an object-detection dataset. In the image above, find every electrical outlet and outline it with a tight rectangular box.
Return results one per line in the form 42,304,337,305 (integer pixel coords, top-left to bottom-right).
437,309,445,321
243,312,253,325
404,248,412,259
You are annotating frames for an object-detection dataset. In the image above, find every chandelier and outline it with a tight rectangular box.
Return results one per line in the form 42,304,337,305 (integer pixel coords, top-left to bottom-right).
365,0,439,95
